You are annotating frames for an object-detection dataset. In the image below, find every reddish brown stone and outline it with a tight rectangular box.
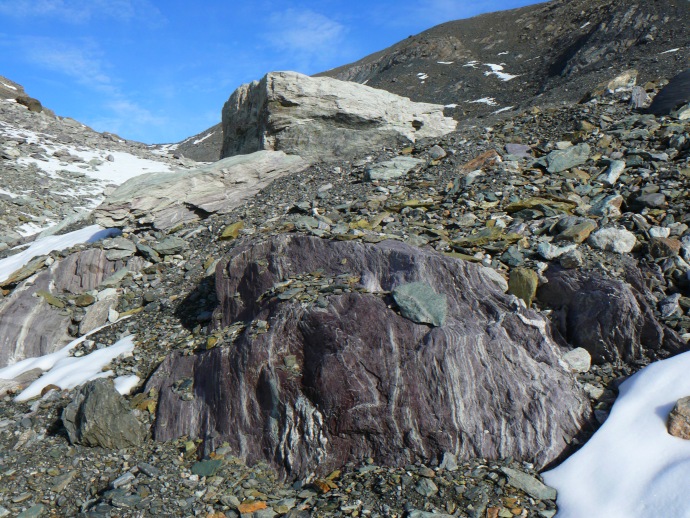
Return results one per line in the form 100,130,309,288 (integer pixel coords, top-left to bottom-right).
236,501,267,514
459,149,502,171
649,237,681,258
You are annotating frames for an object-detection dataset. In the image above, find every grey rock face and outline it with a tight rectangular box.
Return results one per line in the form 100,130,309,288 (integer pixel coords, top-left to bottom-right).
647,69,690,116
147,235,589,479
538,266,686,363
62,378,145,449
94,150,308,231
220,71,456,162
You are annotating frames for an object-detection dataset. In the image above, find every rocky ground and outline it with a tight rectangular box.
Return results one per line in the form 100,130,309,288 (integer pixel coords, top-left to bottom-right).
0,69,688,517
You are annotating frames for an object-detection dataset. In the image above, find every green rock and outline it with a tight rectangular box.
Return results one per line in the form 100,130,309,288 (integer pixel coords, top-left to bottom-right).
508,268,539,307
545,143,590,173
36,290,65,309
191,459,223,477
555,220,598,243
501,466,557,500
365,157,423,181
74,293,96,307
220,221,244,240
392,282,447,327
17,504,46,518
152,236,188,256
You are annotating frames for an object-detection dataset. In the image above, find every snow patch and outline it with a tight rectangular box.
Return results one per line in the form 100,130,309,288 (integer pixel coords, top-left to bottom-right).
437,61,454,65
484,63,519,82
661,48,681,55
497,52,509,56
463,61,479,68
580,21,591,29
543,350,690,518
444,104,458,108
493,106,515,114
417,73,429,80
469,97,498,106
193,131,215,145
12,335,137,401
1,82,17,91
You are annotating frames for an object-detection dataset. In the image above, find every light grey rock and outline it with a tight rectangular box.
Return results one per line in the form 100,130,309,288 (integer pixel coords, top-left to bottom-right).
439,452,459,472
501,466,557,500
62,378,145,449
600,159,625,186
220,71,456,162
545,143,590,173
649,226,671,238
152,236,188,256
563,347,591,373
536,242,577,260
79,294,118,335
659,293,682,318
428,145,447,159
588,227,636,253
414,477,438,497
407,512,453,518
94,150,308,231
364,157,423,181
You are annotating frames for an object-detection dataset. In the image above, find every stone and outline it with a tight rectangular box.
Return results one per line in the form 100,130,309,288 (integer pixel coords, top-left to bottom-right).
668,396,690,439
148,235,589,479
407,512,453,518
559,249,584,269
649,237,681,258
632,192,666,209
500,467,557,500
555,220,597,243
562,348,591,373
545,143,590,173
391,281,447,326
599,160,625,186
220,71,457,162
79,294,118,335
16,504,46,518
152,236,188,256
364,157,424,181
508,268,538,307
588,228,636,254
659,293,682,318
191,459,223,477
439,452,459,472
505,143,532,157
428,145,447,159
536,242,577,261
415,477,438,497
538,265,686,363
220,221,244,240
94,151,309,231
62,378,146,449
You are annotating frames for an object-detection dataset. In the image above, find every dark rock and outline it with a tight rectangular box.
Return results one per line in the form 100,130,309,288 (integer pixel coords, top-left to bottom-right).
632,192,667,209
538,265,686,363
646,69,690,116
649,237,681,258
148,235,589,479
15,95,42,113
62,378,145,449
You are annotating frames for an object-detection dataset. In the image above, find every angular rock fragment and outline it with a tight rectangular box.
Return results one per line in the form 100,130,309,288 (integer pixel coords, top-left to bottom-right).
148,235,589,479
62,378,145,449
668,396,690,440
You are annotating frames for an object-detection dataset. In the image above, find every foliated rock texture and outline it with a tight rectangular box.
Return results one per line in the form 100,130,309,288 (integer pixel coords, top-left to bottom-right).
148,235,590,479
538,265,686,364
94,150,308,231
220,71,457,162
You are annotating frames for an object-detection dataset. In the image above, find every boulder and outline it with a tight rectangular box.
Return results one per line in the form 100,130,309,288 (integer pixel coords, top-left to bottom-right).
668,396,690,440
62,378,145,449
147,235,589,479
220,71,457,162
537,265,686,364
94,150,308,231
646,69,690,116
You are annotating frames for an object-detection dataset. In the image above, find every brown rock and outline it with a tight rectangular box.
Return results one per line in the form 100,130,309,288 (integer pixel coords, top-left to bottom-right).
649,237,681,258
668,396,690,440
459,149,502,172
556,220,598,243
508,268,539,307
236,501,267,513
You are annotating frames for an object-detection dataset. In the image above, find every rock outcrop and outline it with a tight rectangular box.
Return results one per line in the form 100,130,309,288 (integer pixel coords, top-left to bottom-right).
94,150,308,231
0,249,139,368
538,265,686,364
147,235,590,479
220,71,457,162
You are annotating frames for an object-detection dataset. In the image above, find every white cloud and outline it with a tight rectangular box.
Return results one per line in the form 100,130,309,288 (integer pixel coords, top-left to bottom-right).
0,0,161,23
264,8,348,71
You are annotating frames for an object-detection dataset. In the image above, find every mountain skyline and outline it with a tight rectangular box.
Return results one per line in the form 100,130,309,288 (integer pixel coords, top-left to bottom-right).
1,0,542,144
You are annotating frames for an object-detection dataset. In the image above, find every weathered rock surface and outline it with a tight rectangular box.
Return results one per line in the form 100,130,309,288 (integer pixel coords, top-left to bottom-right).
538,266,686,364
220,71,456,162
647,69,690,116
62,378,145,449
148,235,589,479
668,395,690,440
0,249,135,368
94,150,308,231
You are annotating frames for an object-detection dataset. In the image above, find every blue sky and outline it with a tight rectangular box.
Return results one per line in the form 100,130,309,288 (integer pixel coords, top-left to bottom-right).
1,0,542,144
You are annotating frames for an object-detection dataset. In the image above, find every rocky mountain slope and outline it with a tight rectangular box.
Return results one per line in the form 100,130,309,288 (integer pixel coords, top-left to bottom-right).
0,3,690,517
319,0,690,118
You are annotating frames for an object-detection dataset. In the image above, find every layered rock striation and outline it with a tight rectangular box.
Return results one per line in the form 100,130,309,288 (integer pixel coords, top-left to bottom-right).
148,234,590,479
